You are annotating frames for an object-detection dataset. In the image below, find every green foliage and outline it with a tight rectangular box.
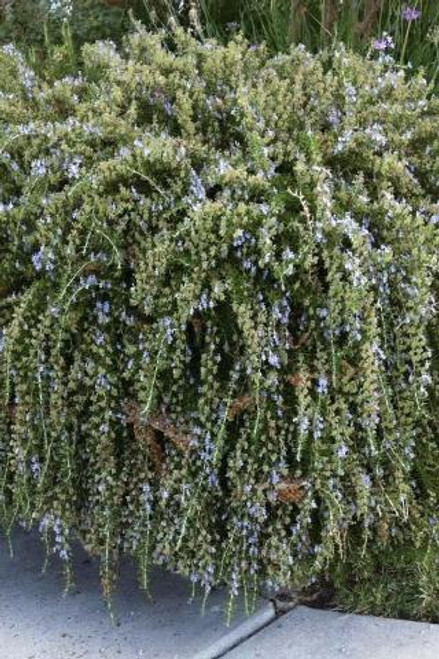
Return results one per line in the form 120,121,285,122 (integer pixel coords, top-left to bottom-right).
1,29,439,618
0,1,140,77
0,1,133,48
334,542,439,621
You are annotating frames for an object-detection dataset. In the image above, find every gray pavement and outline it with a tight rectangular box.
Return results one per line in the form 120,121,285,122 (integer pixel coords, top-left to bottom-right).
0,529,272,659
225,605,439,659
1,529,439,659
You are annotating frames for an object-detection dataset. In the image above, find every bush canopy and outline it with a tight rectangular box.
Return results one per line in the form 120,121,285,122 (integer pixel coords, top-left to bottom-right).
1,30,439,618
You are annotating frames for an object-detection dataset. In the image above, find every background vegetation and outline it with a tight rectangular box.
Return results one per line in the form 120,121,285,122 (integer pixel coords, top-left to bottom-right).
1,2,438,83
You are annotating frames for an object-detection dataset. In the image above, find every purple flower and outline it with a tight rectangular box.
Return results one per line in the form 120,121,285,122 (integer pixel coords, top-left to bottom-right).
218,158,230,174
197,291,212,311
0,201,14,213
32,248,44,271
161,316,174,344
96,373,110,390
316,376,329,395
95,300,111,324
337,444,349,459
96,300,110,314
362,474,372,488
94,330,105,346
30,456,41,480
282,248,295,261
298,416,310,434
31,246,55,272
313,416,325,440
118,146,131,159
233,230,254,248
85,274,98,288
66,156,82,179
373,35,395,51
208,472,219,488
141,483,153,513
402,6,421,21
189,170,206,204
270,471,281,485
328,108,342,126
31,159,47,177
163,99,173,116
267,351,281,369
48,0,73,19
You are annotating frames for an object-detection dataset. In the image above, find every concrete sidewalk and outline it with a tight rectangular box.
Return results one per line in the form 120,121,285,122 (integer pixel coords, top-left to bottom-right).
1,530,439,659
225,606,439,659
0,529,273,659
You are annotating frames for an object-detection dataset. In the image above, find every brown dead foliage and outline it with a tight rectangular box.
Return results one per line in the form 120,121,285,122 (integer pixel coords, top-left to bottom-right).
148,414,192,453
227,394,255,420
276,478,306,504
82,262,102,275
286,330,311,350
189,316,205,333
125,403,192,457
286,372,312,388
125,403,165,474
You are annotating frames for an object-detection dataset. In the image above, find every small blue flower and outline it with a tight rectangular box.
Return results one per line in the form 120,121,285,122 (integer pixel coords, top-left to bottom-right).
189,170,206,206
94,330,105,346
32,249,44,271
298,416,310,433
270,471,281,485
163,99,173,116
96,373,110,390
31,159,47,177
95,300,111,324
267,351,281,369
118,146,131,159
316,307,329,320
66,155,83,179
208,472,219,488
362,474,372,488
85,274,98,288
316,375,329,395
31,246,55,272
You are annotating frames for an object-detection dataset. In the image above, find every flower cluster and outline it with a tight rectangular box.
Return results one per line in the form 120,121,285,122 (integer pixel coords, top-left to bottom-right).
47,0,74,20
402,6,421,22
0,29,439,618
373,34,395,52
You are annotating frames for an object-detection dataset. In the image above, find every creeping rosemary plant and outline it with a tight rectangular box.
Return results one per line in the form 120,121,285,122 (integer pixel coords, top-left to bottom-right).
1,29,439,619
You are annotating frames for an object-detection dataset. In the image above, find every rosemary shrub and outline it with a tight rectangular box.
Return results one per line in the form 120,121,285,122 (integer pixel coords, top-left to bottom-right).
1,29,439,618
